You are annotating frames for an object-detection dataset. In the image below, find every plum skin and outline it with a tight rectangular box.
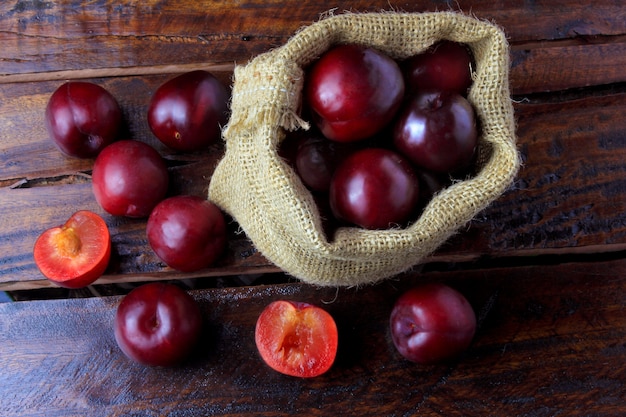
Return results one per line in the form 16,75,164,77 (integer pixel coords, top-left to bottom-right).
114,282,203,367
329,148,420,230
147,70,230,152
146,195,227,272
393,90,478,174
390,283,477,364
294,134,362,192
45,81,122,158
305,44,405,142
403,40,474,96
91,140,169,218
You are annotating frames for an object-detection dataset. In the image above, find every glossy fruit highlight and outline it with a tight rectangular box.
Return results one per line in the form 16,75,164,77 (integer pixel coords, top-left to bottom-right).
147,195,227,272
92,140,169,218
329,148,420,229
114,282,203,367
304,44,404,142
147,70,230,152
45,81,123,158
393,90,478,174
33,210,111,288
390,283,476,364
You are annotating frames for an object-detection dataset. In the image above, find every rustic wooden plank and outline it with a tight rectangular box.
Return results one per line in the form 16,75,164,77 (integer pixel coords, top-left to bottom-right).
0,72,233,184
0,62,236,84
1,259,624,416
0,182,277,291
437,91,626,259
1,1,625,290
0,41,623,185
2,0,624,76
3,38,626,97
510,36,626,94
2,89,625,290
1,2,624,416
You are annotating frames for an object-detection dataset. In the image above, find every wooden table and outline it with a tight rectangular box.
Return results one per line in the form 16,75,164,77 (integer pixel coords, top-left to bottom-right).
1,1,625,416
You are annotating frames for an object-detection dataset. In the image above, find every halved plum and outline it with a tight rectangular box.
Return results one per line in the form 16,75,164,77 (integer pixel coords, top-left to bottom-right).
255,300,338,378
33,210,111,288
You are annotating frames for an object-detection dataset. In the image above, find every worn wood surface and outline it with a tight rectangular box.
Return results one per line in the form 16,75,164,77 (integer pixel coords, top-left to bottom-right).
1,0,625,415
3,85,626,289
2,258,626,417
0,28,626,290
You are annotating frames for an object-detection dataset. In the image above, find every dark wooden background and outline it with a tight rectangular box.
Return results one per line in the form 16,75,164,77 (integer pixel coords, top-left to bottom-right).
1,1,625,416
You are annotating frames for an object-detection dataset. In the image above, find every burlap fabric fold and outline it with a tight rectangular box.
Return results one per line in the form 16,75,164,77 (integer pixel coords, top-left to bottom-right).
208,11,520,286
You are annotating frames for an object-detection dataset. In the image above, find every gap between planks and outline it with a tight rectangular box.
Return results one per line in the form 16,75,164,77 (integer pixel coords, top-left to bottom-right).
5,244,626,292
0,62,237,84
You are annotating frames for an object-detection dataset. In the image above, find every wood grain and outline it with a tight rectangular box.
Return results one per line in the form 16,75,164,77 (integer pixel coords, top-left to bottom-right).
0,2,626,290
2,1,625,95
510,36,626,95
2,88,625,290
1,259,625,416
2,0,625,76
1,1,626,415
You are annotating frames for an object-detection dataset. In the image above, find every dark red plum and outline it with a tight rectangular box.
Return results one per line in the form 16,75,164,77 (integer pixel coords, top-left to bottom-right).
393,90,478,174
295,134,361,192
92,140,169,218
305,44,404,142
390,283,476,364
148,70,230,152
403,40,474,96
147,195,227,272
114,283,203,367
329,148,419,230
45,81,122,158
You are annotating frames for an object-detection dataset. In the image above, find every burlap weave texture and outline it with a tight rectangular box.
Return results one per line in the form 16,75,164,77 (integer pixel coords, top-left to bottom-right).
208,12,520,286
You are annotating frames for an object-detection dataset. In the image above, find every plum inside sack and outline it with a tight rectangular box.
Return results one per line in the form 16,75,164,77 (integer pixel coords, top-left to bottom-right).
208,11,520,287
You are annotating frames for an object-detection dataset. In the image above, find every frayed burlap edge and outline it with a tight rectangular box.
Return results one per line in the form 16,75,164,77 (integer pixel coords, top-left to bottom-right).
208,11,521,287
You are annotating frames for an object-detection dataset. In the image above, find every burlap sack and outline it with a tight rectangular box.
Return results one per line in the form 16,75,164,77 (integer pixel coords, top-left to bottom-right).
208,11,520,286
